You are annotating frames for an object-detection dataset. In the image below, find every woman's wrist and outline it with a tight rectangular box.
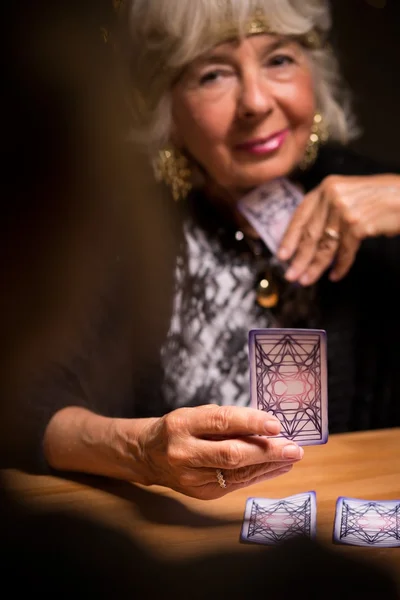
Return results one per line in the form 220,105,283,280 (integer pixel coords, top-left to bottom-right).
43,406,158,483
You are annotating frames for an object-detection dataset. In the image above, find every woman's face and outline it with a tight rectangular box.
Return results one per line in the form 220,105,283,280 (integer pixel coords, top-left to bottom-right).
171,34,316,197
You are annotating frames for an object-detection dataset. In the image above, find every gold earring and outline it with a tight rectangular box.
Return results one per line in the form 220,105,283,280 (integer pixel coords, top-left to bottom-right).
153,147,192,201
299,113,329,171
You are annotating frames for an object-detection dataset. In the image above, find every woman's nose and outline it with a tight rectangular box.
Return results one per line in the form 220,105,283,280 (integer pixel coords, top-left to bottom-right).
237,75,275,121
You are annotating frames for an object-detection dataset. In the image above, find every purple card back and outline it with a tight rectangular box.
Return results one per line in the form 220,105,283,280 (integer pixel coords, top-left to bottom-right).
238,178,303,256
249,328,328,446
333,496,400,547
240,492,317,546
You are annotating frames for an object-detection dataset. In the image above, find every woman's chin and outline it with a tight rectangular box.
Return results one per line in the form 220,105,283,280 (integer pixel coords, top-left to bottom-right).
229,170,295,191
223,157,302,190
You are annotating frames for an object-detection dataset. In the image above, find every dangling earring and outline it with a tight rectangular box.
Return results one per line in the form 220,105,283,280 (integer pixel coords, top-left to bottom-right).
299,113,329,171
153,147,192,201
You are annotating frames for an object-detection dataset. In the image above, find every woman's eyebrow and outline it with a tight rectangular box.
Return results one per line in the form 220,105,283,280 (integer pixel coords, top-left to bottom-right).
195,37,294,67
193,52,235,67
259,37,295,56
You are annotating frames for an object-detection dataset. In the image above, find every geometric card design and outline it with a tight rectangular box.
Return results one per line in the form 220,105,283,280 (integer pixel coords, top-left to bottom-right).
238,177,304,255
333,497,400,547
249,329,328,446
240,492,317,546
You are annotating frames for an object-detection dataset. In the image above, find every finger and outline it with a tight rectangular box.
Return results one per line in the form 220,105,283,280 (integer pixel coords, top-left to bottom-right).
284,197,331,282
185,464,294,500
194,459,298,486
189,436,304,469
349,204,400,239
335,183,400,235
297,209,342,286
277,187,321,261
339,181,400,221
185,405,281,438
218,464,294,497
233,463,294,489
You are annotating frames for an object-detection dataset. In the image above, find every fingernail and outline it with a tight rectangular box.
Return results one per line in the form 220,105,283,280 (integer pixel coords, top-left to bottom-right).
282,444,304,460
278,247,290,260
299,274,310,286
285,267,297,281
265,419,281,435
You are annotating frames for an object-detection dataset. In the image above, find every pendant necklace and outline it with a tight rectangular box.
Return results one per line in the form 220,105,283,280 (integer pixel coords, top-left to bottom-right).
234,230,282,309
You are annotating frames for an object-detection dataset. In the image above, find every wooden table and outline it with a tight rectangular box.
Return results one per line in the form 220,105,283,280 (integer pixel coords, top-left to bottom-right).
3,429,400,579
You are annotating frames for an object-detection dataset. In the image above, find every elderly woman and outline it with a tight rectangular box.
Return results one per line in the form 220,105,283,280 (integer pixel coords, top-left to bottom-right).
14,0,400,499
122,0,400,420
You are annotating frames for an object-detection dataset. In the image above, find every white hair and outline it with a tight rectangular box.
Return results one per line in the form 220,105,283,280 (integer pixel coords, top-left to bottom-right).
121,0,357,154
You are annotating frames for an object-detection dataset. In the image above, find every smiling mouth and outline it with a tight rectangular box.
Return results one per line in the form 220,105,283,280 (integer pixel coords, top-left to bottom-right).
234,129,289,154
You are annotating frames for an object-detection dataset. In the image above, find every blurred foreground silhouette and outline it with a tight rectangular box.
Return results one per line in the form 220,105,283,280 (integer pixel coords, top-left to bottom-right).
0,2,398,597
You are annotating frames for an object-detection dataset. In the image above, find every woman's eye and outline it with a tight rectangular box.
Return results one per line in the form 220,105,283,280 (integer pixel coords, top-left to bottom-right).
199,70,228,85
268,54,295,68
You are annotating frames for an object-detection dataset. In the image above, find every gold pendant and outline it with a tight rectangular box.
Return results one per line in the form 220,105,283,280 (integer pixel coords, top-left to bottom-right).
256,275,279,308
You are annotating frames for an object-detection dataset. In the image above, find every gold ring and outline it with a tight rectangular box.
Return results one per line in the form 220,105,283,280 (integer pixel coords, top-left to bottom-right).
323,227,340,241
216,469,227,489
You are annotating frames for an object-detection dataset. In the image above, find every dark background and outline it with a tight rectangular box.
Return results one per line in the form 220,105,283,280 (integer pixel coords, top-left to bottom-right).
331,0,400,166
0,2,399,595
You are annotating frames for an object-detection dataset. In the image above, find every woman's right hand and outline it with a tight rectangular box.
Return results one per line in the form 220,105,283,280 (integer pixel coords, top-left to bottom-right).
119,404,303,500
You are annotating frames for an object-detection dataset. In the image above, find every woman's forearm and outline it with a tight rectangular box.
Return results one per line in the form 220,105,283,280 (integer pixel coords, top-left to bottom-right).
43,406,158,483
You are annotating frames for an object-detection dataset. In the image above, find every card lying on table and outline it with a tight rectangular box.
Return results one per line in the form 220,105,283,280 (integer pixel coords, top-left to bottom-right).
333,497,400,548
238,178,303,256
240,492,317,546
249,328,328,446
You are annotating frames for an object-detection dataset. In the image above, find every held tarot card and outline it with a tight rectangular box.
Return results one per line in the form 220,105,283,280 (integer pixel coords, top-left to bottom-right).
249,329,328,446
333,497,400,548
240,492,317,546
238,178,303,256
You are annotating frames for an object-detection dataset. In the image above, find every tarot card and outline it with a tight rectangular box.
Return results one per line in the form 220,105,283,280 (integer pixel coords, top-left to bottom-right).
249,328,328,446
238,178,304,256
240,492,317,546
333,497,400,548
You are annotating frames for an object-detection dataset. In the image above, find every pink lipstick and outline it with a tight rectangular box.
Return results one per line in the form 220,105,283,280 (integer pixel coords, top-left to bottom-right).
235,129,289,155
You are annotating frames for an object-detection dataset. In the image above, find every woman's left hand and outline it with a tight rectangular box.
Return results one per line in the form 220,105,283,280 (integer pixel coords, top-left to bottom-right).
277,174,400,285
